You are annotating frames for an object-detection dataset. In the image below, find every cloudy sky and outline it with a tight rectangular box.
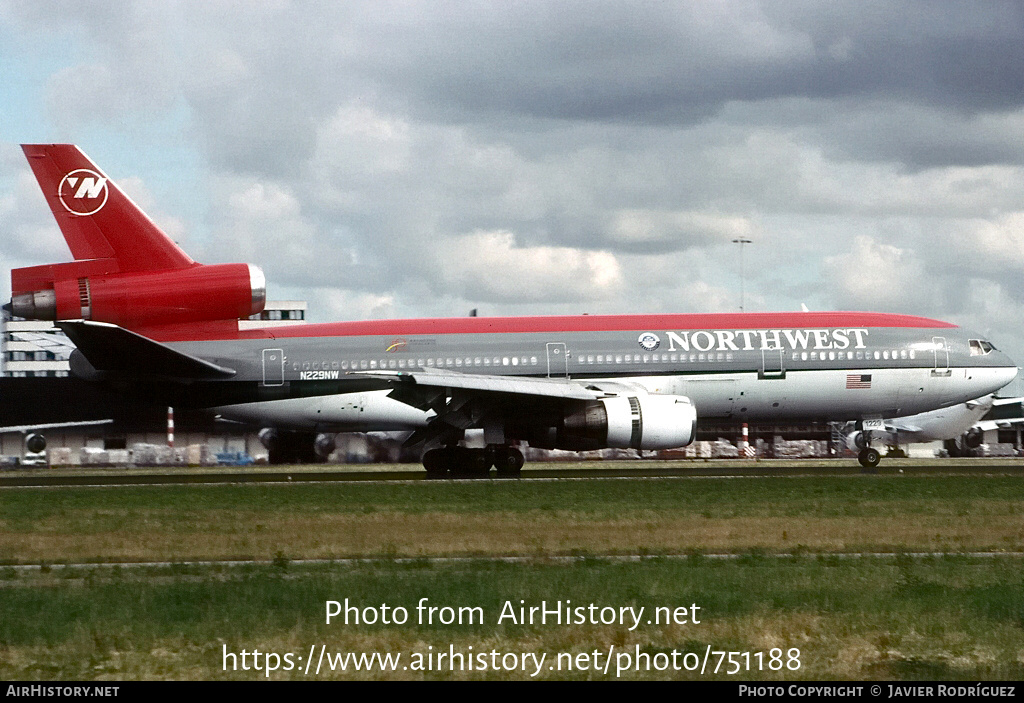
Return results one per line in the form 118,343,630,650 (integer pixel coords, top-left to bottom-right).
2,1,1024,390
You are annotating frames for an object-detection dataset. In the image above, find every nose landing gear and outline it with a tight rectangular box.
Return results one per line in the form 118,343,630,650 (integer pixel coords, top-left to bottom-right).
857,447,881,471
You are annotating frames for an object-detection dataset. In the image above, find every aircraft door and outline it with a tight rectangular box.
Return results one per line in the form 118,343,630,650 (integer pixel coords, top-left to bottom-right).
546,342,568,378
262,348,285,386
932,337,951,377
759,348,785,379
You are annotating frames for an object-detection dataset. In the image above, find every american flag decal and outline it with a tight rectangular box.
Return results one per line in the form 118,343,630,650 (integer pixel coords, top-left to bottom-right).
846,374,872,389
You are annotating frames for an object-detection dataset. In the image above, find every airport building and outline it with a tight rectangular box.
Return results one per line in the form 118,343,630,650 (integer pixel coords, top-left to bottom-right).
1,301,308,378
0,302,307,464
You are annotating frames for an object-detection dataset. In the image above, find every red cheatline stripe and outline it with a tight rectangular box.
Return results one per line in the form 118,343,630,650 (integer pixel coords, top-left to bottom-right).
215,311,955,342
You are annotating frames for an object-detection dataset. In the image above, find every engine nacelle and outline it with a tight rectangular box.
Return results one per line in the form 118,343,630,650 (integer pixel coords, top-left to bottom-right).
11,263,265,328
257,427,280,452
964,427,984,449
314,433,337,459
25,433,47,453
555,395,696,451
846,431,869,451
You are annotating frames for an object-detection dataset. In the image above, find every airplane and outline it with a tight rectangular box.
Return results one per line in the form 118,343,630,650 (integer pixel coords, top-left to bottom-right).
6,144,1018,475
843,394,996,457
951,396,1024,457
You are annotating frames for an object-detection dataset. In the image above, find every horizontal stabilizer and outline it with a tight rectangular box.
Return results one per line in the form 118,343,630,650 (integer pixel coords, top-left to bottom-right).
57,320,236,379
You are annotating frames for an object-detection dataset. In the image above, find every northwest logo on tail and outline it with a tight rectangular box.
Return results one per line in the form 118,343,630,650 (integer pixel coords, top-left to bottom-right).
58,169,108,215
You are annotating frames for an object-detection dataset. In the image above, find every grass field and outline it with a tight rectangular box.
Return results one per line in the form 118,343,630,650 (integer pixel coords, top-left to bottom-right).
2,468,1023,680
1,557,1023,680
1,474,1023,563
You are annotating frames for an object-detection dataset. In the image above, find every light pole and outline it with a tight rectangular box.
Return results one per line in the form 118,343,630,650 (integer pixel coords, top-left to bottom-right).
732,237,752,312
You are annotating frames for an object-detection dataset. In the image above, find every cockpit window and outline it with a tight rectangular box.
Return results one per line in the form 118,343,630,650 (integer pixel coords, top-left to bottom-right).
970,340,996,356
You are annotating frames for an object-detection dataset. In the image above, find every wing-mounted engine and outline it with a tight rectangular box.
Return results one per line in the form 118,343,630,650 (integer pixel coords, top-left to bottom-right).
530,394,697,451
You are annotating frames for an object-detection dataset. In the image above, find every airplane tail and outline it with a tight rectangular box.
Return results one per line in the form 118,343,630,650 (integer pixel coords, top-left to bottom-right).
11,144,265,331
21,144,195,273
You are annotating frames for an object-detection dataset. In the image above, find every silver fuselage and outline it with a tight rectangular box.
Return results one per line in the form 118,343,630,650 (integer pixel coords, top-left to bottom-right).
151,313,1018,433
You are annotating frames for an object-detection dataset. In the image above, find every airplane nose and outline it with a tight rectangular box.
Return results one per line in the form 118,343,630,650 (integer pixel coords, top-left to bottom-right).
994,363,1018,391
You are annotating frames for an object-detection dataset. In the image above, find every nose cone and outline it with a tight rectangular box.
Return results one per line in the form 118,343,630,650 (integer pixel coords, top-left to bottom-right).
994,362,1019,392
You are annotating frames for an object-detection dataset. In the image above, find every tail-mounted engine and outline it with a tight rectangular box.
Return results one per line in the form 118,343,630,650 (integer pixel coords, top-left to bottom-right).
10,261,265,329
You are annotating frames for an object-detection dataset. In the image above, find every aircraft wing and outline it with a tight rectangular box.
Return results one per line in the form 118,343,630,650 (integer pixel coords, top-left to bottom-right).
351,367,602,401
350,367,604,449
0,419,114,433
975,418,1024,432
885,419,924,433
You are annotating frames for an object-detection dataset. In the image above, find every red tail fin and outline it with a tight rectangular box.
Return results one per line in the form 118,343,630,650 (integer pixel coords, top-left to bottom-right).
20,144,194,272
11,145,265,331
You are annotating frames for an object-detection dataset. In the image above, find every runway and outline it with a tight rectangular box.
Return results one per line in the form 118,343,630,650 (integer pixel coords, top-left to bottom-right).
6,550,1024,573
1,457,1021,488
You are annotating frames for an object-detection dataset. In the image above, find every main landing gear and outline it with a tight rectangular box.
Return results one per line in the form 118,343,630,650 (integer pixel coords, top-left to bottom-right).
422,445,526,479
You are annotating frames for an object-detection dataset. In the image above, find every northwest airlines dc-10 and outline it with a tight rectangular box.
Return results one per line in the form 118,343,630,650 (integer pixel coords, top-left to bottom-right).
8,145,1018,473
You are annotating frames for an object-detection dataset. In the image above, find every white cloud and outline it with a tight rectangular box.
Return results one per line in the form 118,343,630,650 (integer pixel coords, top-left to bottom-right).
428,230,622,303
609,209,754,250
4,0,1024,378
822,235,932,311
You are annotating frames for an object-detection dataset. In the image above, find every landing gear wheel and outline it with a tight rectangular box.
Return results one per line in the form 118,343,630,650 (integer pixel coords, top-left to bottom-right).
493,447,525,478
858,447,881,472
422,447,454,478
451,448,492,477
